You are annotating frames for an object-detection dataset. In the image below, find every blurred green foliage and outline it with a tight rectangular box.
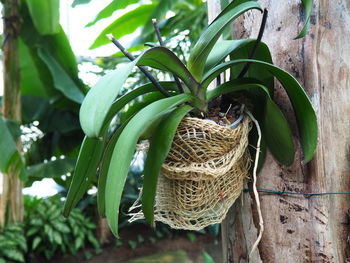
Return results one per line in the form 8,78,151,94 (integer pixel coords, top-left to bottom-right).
0,196,99,262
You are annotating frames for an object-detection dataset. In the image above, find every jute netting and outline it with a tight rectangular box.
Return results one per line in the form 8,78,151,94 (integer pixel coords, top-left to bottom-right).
130,115,252,230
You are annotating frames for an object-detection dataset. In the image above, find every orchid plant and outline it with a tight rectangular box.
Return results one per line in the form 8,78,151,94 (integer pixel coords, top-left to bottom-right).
63,0,317,237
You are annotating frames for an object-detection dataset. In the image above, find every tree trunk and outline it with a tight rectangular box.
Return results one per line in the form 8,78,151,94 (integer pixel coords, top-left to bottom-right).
222,1,350,262
0,0,23,226
97,218,112,245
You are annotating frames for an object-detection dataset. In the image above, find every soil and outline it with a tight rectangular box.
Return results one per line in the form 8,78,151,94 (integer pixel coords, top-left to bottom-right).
44,223,222,263
206,99,242,126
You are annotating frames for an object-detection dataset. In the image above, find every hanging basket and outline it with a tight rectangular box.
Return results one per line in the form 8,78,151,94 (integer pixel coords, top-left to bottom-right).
130,115,252,230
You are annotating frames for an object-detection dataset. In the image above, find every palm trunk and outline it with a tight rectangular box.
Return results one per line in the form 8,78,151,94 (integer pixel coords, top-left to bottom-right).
0,0,23,226
221,0,350,262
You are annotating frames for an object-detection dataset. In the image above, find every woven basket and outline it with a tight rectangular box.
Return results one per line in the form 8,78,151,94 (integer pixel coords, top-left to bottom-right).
130,116,251,230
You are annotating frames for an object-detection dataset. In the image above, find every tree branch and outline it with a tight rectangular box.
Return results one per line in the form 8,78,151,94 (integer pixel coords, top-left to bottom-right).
106,34,171,97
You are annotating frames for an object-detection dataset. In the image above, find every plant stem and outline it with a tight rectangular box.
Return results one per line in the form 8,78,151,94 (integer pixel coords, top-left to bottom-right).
151,19,184,94
238,8,268,78
106,34,171,97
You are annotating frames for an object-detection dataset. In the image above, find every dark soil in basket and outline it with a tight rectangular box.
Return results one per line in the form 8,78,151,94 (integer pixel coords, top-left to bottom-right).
42,223,222,263
206,98,241,125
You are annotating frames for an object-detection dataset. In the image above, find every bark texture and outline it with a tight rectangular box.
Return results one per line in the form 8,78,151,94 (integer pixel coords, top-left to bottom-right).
0,0,23,226
222,1,350,262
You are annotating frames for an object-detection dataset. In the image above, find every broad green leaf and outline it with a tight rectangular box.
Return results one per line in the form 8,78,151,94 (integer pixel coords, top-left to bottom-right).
80,60,138,138
63,136,105,217
98,120,130,217
89,4,156,49
38,48,84,104
19,38,47,97
32,236,41,250
26,158,76,185
187,1,261,80
105,94,195,236
263,97,295,165
142,105,192,224
98,89,167,216
211,0,258,24
206,60,317,163
86,0,138,27
45,26,81,86
205,39,254,72
0,117,23,175
229,41,274,94
120,92,169,126
4,119,21,141
208,79,295,165
3,249,25,262
203,251,216,263
295,0,313,39
105,81,178,127
81,46,195,138
25,0,60,35
137,47,199,92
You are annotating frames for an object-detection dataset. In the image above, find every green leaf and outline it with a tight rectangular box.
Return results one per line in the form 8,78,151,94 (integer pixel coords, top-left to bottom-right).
80,60,138,138
207,59,317,162
105,94,195,236
4,119,21,141
229,41,274,94
72,0,92,7
137,47,199,91
0,117,23,175
52,222,70,234
211,0,258,24
86,0,138,27
295,0,313,39
205,39,255,72
87,232,100,250
89,4,156,49
44,26,81,86
105,81,179,128
187,1,261,80
81,46,195,138
206,77,305,165
3,249,24,262
16,235,27,253
32,236,41,250
98,90,171,217
26,158,76,181
205,39,274,94
25,0,60,35
63,136,105,217
37,48,84,104
75,236,84,250
19,38,48,97
203,251,216,263
263,98,295,165
142,105,192,224
97,122,127,218
52,231,63,245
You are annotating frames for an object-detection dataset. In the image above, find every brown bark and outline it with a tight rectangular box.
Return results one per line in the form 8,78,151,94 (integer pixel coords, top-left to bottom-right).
0,0,23,226
97,218,112,245
221,1,350,262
